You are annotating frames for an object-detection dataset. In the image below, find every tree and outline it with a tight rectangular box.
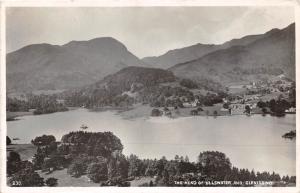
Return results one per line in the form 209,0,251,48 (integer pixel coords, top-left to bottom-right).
7,151,21,175
257,101,267,108
128,154,144,177
32,147,46,170
149,180,154,186
198,151,232,180
197,107,203,111
223,103,229,109
67,161,87,177
7,151,21,163
7,136,12,145
9,168,44,187
213,110,218,117
151,108,162,117
42,155,66,171
262,107,268,115
45,178,58,187
31,135,56,146
245,105,251,115
184,155,189,163
289,176,296,183
87,161,108,182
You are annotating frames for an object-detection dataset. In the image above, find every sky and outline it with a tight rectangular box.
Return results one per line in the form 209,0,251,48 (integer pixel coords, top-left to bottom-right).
6,7,295,58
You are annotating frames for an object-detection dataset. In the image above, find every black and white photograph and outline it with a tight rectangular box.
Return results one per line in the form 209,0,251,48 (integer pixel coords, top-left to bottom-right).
1,2,298,190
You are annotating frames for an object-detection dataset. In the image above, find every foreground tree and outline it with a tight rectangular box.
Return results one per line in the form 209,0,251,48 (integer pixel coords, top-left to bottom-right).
198,151,232,180
9,169,44,187
87,159,108,183
7,151,21,176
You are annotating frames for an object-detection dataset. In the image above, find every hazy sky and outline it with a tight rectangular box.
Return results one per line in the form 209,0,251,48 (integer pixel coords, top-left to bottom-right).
6,7,294,58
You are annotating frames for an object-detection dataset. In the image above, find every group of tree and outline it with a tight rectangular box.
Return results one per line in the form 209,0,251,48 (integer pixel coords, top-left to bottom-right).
8,131,296,187
257,98,293,117
27,132,129,186
62,72,226,110
7,94,68,115
7,151,57,187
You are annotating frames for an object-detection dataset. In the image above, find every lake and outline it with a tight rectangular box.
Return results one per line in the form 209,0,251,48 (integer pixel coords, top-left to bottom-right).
7,108,296,176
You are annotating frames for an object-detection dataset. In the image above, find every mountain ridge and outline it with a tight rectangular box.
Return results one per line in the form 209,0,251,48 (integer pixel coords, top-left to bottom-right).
169,23,295,84
7,37,146,92
142,23,293,69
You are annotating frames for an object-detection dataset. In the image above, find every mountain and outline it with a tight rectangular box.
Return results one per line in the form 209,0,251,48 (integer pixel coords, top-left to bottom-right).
142,25,284,69
169,23,295,85
7,37,145,92
142,44,221,69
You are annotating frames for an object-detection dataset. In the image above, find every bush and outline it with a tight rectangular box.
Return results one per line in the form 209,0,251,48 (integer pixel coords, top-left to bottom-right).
31,135,56,146
197,107,204,112
151,108,162,117
45,177,58,187
257,101,267,108
223,103,229,109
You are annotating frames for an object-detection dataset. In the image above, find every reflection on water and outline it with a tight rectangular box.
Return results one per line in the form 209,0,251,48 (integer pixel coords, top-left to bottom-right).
7,108,296,176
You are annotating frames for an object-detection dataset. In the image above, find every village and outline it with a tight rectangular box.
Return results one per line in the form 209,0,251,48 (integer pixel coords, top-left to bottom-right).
151,74,296,118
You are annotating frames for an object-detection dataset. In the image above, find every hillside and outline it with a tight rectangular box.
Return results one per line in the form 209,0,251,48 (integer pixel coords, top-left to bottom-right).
141,26,281,69
63,66,213,108
7,37,145,92
169,23,295,85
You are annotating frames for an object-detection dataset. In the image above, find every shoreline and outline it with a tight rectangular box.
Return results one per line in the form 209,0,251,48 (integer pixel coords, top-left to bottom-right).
6,107,79,121
6,104,296,121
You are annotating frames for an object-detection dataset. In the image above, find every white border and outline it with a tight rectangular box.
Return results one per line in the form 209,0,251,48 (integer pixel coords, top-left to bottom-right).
0,0,299,193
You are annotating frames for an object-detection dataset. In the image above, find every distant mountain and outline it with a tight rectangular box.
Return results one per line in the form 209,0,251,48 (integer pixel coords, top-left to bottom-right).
142,44,220,69
7,37,145,92
169,23,295,85
142,25,286,69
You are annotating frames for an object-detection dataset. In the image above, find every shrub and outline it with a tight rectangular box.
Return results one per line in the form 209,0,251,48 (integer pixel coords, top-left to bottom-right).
151,108,162,117
45,177,58,187
31,135,56,146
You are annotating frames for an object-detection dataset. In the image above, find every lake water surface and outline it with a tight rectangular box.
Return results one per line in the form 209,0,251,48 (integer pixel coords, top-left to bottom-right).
7,108,296,176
